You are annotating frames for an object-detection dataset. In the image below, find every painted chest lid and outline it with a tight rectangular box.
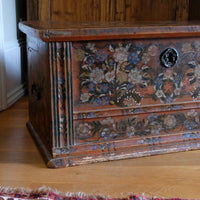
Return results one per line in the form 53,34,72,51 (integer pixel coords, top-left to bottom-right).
19,21,200,42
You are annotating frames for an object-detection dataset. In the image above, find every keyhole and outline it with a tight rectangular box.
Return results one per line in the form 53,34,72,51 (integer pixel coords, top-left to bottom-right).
160,48,178,68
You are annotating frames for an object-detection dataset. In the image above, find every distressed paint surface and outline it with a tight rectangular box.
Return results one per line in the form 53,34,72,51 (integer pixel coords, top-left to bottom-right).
72,38,200,110
22,21,200,167
70,38,200,145
74,108,200,144
49,42,70,148
48,37,200,166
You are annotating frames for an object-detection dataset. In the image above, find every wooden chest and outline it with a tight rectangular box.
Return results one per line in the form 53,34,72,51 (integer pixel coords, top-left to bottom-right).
19,21,200,168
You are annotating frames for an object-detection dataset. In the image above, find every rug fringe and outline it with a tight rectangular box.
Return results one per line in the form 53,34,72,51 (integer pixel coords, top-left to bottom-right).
0,185,119,199
0,185,186,200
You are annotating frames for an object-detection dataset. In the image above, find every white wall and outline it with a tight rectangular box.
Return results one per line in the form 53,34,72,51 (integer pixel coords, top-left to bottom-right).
0,0,7,110
0,0,26,110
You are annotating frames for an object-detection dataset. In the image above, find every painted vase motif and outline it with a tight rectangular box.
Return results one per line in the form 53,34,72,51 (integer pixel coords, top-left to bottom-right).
72,39,200,108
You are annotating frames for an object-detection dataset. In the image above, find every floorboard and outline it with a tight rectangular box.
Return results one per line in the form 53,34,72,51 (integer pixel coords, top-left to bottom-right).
0,96,200,198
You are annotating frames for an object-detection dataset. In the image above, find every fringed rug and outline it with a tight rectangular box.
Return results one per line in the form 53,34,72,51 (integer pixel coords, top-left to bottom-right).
0,187,196,200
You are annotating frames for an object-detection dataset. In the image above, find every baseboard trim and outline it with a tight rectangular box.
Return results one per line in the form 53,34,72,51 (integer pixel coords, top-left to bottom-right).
7,84,26,108
0,101,7,111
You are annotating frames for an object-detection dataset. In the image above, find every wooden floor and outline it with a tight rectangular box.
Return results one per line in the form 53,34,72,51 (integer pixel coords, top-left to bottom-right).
1,96,200,199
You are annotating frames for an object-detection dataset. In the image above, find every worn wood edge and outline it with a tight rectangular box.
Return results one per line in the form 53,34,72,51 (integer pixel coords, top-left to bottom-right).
27,121,200,168
19,23,41,40
26,121,61,168
19,21,200,42
26,122,200,168
66,141,200,167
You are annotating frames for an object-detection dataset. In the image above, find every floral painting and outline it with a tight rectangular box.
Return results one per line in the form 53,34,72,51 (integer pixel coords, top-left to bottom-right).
71,39,200,144
75,108,200,143
72,39,200,107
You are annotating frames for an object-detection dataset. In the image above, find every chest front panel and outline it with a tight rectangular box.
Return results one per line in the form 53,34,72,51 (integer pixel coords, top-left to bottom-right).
69,38,200,145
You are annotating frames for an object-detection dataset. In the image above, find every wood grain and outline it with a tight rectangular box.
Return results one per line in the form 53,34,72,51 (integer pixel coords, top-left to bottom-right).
27,37,52,153
189,0,200,20
19,21,200,42
1,97,200,198
27,0,191,22
176,0,189,21
27,0,38,21
38,0,50,21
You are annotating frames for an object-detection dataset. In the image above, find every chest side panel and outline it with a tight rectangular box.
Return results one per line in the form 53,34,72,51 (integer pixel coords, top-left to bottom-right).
27,36,53,153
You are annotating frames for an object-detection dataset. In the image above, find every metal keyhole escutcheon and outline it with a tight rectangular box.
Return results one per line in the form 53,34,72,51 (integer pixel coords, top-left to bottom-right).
160,48,178,68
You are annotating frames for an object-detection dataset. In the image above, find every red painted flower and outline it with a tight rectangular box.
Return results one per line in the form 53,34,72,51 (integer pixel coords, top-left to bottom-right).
163,80,174,94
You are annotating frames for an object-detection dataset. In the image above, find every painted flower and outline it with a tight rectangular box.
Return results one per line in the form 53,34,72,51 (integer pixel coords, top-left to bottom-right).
126,126,135,137
164,69,173,80
76,123,92,137
148,44,159,56
116,71,128,83
187,61,196,69
165,96,173,103
81,64,92,70
135,43,144,53
187,109,198,118
182,52,195,64
101,96,110,105
85,55,95,66
123,96,136,107
100,82,110,93
125,64,134,71
185,120,198,130
141,53,150,64
155,89,165,98
107,57,115,67
86,43,95,51
193,40,200,49
182,43,193,54
163,80,174,94
191,87,200,99
164,115,177,129
173,74,181,86
86,82,96,92
127,83,135,90
194,64,200,79
113,47,129,64
91,97,101,106
187,109,199,123
100,128,114,141
174,88,181,96
75,49,85,61
95,50,108,62
148,114,158,123
196,51,200,62
150,121,162,135
102,117,114,125
80,93,90,103
154,77,164,88
128,68,142,84
90,68,104,84
100,128,109,137
128,52,140,65
105,71,115,82
87,112,96,118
